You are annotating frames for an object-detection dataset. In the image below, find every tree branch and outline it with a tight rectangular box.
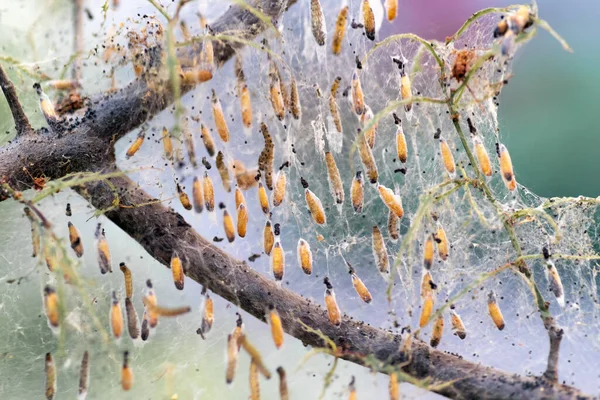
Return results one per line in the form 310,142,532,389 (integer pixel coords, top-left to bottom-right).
72,171,589,400
0,1,592,399
543,316,564,382
0,64,33,136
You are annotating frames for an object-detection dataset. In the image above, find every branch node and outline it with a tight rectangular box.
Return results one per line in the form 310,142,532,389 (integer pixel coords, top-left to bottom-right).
543,316,564,382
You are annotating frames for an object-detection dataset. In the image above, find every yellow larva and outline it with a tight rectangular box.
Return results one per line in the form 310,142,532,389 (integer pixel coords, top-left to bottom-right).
450,308,467,339
372,226,389,274
193,176,204,213
331,5,348,55
297,239,313,275
439,138,456,177
324,277,342,326
258,182,270,215
325,152,344,205
430,312,444,348
394,113,407,163
310,0,327,46
385,0,398,21
237,203,248,238
351,171,364,213
357,129,378,184
301,177,326,225
264,220,275,256
362,0,375,40
272,169,287,207
473,136,492,177
203,171,215,212
350,268,372,303
377,184,404,219
487,290,505,331
68,221,83,258
351,70,365,116
419,293,434,328
126,132,144,159
212,90,229,142
497,143,517,191
434,224,449,261
423,234,435,270
329,77,342,133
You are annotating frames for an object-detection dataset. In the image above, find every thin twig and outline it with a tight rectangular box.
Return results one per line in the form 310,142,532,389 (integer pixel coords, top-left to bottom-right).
543,316,564,382
0,64,32,136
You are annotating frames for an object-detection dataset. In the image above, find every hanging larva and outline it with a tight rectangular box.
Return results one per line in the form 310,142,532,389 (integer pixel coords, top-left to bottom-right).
272,169,287,207
237,203,248,238
211,89,229,142
423,233,435,270
142,299,191,317
201,290,214,335
450,308,467,339
430,312,444,348
192,176,204,213
269,63,285,121
297,238,313,275
200,123,216,157
271,223,285,281
439,137,456,177
268,305,285,349
277,367,289,400
264,219,275,256
331,4,348,55
421,270,437,298
44,237,61,272
258,182,270,215
141,311,150,341
329,77,343,133
350,267,372,303
45,352,56,400
235,55,253,128
325,152,344,205
310,0,327,46
362,0,375,40
24,207,40,257
162,127,173,161
68,221,83,258
119,263,133,299
301,177,327,225
387,210,399,242
434,224,449,261
171,252,185,290
372,225,390,274
324,277,342,326
78,350,89,400
389,372,399,400
392,58,412,112
126,131,144,159
348,376,357,400
362,105,377,148
44,285,60,329
235,186,247,209
226,333,239,384
351,70,365,116
289,75,301,119
110,291,123,339
377,184,404,218
357,129,379,183
237,334,272,379
419,292,434,328
183,123,197,168
125,298,140,339
497,143,517,191
258,123,275,190
250,360,260,400
274,63,290,112
543,247,565,307
385,0,398,21
46,79,80,91
393,114,407,163
176,183,192,211
34,83,58,125
221,203,236,243
473,136,492,177
121,351,133,391
203,171,215,212
199,17,215,75
487,290,505,331
95,223,112,274
144,279,158,328
216,151,232,192
351,171,364,213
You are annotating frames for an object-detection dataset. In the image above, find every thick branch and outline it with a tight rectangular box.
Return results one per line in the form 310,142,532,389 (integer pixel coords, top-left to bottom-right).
0,1,591,399
81,0,289,141
73,172,588,400
0,64,33,136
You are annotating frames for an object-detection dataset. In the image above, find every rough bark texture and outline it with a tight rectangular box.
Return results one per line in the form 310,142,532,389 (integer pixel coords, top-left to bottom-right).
0,1,591,399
